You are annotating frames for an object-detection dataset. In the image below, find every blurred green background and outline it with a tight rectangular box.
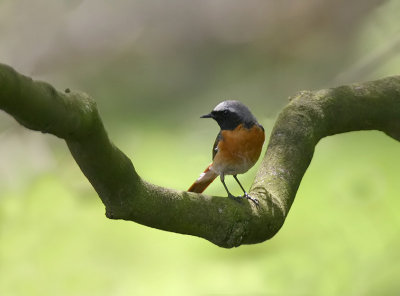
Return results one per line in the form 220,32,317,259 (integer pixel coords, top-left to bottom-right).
1,0,400,295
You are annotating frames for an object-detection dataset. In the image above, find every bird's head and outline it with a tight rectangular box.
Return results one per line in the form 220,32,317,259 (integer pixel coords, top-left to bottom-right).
201,100,258,130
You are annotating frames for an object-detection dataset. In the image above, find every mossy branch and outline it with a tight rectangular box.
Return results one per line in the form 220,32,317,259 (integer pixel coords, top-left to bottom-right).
1,63,400,248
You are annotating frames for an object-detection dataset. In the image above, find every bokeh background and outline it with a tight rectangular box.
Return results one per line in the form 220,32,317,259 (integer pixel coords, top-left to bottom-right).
1,0,400,295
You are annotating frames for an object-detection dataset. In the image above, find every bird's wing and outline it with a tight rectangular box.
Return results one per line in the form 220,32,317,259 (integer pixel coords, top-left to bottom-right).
212,131,222,160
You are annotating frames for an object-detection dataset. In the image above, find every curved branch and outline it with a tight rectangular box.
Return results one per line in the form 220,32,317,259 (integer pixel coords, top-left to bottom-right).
1,63,400,248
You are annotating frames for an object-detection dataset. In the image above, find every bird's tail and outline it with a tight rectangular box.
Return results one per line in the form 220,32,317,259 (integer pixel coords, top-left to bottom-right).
188,164,218,193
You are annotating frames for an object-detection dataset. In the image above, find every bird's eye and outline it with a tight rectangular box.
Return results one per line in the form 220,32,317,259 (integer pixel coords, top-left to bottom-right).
223,110,229,116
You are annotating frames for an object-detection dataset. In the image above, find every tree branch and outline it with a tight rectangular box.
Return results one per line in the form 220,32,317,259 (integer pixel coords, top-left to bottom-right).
1,63,400,248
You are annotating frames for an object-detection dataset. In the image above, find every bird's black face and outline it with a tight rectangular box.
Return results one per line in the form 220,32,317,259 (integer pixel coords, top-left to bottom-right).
201,109,242,130
201,100,258,130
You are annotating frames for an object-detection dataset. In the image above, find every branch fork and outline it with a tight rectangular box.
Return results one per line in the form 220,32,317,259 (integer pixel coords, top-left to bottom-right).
1,63,399,247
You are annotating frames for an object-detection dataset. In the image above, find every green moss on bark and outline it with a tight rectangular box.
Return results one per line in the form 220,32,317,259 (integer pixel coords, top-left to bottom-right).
1,63,400,248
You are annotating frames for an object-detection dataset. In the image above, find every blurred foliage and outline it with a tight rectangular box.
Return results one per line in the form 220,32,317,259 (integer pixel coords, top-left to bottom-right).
1,0,400,295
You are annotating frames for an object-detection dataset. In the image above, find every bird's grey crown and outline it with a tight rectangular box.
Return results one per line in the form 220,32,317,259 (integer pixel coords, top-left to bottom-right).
213,100,257,124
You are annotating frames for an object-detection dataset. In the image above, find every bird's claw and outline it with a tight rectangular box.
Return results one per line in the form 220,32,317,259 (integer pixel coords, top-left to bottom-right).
228,193,243,203
228,192,259,206
243,192,259,206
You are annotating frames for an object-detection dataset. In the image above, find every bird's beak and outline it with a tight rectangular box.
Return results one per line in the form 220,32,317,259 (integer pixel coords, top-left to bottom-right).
200,113,213,119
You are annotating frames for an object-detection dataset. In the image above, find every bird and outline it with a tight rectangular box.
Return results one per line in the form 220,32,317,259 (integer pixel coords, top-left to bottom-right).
188,100,265,204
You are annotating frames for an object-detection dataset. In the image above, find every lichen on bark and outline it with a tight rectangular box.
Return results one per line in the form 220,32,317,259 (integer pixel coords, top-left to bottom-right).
1,63,400,248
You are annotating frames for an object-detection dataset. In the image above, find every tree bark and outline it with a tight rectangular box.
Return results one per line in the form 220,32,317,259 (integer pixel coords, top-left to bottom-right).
1,63,400,248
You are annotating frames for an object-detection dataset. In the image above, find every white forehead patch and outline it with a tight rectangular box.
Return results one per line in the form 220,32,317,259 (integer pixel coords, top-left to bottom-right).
213,100,240,112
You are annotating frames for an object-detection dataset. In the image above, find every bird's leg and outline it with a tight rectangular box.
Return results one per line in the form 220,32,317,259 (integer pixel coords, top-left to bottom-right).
220,174,242,203
233,174,247,195
233,175,259,206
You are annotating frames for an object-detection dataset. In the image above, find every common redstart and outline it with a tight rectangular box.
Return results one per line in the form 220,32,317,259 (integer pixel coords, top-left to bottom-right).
188,100,265,204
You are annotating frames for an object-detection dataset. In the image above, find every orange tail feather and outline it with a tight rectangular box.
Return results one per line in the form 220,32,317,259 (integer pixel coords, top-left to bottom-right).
188,164,218,193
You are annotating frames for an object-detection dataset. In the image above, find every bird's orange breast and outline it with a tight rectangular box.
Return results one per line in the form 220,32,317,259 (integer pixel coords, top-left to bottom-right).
212,124,265,175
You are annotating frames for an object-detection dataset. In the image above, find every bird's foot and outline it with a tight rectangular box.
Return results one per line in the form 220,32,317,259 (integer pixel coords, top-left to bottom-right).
242,192,259,206
228,193,243,204
228,192,259,206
